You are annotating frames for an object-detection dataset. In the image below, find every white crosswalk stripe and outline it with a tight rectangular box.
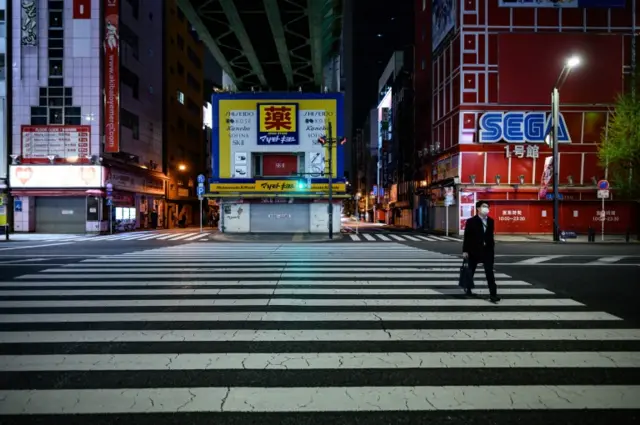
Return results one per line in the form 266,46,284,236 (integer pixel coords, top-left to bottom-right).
346,233,462,242
81,231,216,242
0,242,638,423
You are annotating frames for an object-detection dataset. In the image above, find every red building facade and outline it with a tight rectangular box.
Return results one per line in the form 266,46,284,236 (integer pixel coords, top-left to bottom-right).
427,0,638,235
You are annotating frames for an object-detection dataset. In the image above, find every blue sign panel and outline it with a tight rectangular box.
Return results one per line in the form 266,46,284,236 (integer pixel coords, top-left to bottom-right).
597,180,609,190
545,193,563,200
197,186,205,196
478,111,571,144
257,103,299,145
106,198,113,206
197,174,205,184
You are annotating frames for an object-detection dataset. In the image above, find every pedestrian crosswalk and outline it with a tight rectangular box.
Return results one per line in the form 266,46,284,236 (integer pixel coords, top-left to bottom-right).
347,233,462,242
9,230,215,243
0,243,638,423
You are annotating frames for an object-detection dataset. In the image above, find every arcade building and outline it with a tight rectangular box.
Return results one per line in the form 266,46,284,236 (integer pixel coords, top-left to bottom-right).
424,0,637,235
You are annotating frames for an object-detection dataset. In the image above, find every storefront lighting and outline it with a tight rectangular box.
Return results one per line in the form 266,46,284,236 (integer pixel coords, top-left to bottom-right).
567,175,574,186
178,164,187,171
519,175,525,185
495,175,501,185
469,175,476,185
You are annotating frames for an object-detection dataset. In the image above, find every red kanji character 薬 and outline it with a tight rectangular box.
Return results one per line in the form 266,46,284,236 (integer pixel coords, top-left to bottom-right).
264,106,292,131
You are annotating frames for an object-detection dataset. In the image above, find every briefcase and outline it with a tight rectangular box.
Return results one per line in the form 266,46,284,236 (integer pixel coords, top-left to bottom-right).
458,260,475,290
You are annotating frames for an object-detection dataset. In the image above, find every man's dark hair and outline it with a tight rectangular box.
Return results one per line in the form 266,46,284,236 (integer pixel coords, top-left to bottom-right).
476,200,488,209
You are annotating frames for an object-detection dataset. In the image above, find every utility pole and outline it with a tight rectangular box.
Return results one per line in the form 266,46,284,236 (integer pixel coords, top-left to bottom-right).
328,121,334,240
318,121,345,240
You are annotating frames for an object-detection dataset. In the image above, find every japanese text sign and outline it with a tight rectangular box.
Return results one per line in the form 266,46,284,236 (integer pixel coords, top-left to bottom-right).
257,103,299,145
504,144,539,159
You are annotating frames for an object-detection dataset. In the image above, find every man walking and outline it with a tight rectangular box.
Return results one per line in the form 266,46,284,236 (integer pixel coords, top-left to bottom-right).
462,201,500,303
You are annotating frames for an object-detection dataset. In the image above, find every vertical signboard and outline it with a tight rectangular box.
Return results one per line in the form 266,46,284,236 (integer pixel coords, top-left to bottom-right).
103,0,120,153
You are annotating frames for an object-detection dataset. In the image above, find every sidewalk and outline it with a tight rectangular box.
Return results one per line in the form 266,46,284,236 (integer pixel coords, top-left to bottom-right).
209,232,344,243
495,234,639,243
1,226,212,242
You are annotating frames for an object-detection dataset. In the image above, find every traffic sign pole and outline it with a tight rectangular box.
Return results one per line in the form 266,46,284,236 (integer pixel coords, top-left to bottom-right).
597,180,609,242
197,175,205,234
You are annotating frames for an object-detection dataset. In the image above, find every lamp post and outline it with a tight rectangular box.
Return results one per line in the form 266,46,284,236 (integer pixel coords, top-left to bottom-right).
551,55,580,242
355,192,361,235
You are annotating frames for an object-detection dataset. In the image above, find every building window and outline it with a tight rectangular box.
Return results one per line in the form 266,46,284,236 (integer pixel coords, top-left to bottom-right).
187,124,200,141
126,0,139,19
177,90,185,104
49,108,63,124
187,47,202,68
48,10,63,28
422,0,426,11
422,25,426,41
177,117,185,132
121,65,140,99
177,62,185,76
120,23,139,60
121,108,140,139
187,98,200,117
0,54,5,81
421,58,425,70
49,59,63,77
187,72,201,92
177,7,185,21
177,35,184,50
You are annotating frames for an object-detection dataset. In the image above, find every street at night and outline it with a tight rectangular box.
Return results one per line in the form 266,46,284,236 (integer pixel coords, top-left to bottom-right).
0,239,638,424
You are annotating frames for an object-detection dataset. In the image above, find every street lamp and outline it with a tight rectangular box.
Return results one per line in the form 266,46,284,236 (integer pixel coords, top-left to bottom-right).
550,55,581,242
178,163,187,171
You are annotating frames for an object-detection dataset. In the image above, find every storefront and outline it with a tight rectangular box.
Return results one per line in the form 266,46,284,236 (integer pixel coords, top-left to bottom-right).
8,164,107,233
218,197,343,234
107,168,167,231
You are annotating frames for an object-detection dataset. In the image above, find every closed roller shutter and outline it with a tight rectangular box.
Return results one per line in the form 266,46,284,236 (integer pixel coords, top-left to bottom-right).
250,204,309,233
35,197,86,233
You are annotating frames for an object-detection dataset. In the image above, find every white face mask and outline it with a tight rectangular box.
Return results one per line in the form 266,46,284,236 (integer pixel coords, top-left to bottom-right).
479,207,490,216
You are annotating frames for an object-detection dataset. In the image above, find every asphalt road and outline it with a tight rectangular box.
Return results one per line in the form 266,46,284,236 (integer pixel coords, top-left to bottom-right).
0,239,638,423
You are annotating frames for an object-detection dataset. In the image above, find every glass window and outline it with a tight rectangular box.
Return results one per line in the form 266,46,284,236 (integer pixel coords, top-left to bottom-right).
49,108,63,124
177,90,185,104
177,35,184,50
31,116,47,125
49,59,63,76
49,10,63,28
0,23,5,38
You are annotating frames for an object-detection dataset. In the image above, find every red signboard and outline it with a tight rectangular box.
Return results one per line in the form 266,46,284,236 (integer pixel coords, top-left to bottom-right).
104,0,120,153
490,202,637,234
73,0,91,19
21,125,91,159
262,155,299,176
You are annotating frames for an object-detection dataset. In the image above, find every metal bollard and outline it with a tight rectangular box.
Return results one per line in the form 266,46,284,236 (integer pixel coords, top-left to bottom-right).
4,225,8,241
626,227,630,243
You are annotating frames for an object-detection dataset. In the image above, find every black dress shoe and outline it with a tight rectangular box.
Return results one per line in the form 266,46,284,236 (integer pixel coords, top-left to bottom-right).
465,289,477,296
489,295,501,303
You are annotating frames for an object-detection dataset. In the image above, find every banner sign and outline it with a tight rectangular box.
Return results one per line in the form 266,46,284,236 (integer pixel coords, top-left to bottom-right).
478,111,571,143
257,103,299,145
499,0,625,7
103,0,120,153
210,180,346,193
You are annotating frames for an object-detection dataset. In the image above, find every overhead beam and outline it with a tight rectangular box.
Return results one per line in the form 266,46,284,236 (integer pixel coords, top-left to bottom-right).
263,0,294,88
176,0,240,88
219,0,269,88
307,0,324,88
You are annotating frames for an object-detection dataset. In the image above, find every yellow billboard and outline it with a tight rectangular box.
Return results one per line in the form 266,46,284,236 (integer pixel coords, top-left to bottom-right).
210,180,346,193
213,94,344,181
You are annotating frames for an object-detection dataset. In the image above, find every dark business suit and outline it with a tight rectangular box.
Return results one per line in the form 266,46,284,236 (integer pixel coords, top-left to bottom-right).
462,215,498,297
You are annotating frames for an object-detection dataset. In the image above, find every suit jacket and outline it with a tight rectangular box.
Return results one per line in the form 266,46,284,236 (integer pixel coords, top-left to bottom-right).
462,215,495,258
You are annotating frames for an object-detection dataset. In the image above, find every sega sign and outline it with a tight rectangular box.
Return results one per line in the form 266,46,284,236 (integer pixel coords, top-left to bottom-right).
478,112,571,144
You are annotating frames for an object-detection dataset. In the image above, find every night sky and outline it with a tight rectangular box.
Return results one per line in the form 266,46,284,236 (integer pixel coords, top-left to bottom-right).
351,0,414,128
